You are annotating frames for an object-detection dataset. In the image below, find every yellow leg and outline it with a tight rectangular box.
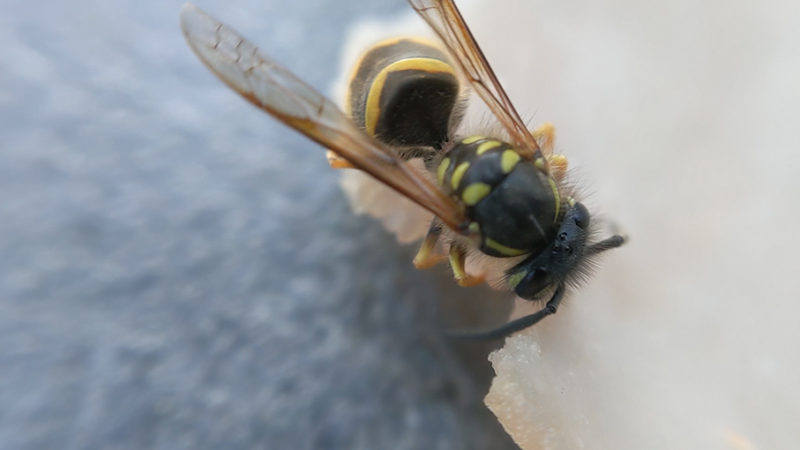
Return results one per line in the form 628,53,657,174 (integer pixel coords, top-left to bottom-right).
413,223,448,269
531,122,569,180
326,150,355,169
532,122,555,155
448,244,485,287
549,154,568,182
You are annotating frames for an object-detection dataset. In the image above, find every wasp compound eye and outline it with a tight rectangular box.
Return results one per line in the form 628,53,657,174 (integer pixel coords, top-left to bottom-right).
513,266,553,300
573,202,590,229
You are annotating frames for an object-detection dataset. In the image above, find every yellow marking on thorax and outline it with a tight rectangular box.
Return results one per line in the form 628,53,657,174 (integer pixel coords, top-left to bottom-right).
500,150,520,173
364,58,455,136
436,157,450,185
475,140,502,155
462,183,491,206
485,238,528,256
450,161,470,190
548,177,561,221
461,135,485,144
506,271,526,289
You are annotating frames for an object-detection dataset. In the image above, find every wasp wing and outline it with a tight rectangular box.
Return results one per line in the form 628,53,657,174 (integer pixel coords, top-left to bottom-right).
408,0,546,166
180,3,468,232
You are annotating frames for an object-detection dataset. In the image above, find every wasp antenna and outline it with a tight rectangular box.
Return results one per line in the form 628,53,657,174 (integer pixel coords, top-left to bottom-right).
447,285,566,340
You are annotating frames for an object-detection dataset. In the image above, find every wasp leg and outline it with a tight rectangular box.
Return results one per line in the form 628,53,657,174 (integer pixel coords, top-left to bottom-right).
413,222,448,269
532,122,556,154
448,284,566,340
448,244,485,287
326,150,355,169
549,154,568,182
532,122,568,181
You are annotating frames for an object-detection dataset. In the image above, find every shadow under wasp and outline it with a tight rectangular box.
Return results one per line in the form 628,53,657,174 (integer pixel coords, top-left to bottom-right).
179,0,625,339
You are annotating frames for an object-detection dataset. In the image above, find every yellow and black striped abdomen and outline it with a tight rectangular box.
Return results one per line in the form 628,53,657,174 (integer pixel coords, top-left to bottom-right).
438,136,561,258
347,37,460,150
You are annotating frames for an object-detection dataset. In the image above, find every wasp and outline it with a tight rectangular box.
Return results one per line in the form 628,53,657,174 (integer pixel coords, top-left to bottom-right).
180,0,625,339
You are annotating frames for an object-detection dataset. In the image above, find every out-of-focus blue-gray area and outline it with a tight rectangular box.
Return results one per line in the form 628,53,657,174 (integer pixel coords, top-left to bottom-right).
0,0,515,448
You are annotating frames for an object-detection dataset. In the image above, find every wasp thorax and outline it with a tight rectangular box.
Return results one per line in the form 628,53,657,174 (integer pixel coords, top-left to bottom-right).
437,136,561,258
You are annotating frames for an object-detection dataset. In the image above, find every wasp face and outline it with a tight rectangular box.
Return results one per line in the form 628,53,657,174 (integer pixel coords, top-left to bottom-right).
506,202,590,300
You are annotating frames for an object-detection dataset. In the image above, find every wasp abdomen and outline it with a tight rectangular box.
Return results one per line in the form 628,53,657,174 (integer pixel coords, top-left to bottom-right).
347,38,460,150
438,136,560,257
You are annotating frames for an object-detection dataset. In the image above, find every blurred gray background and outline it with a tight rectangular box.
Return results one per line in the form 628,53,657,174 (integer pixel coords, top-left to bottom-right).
0,0,517,448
